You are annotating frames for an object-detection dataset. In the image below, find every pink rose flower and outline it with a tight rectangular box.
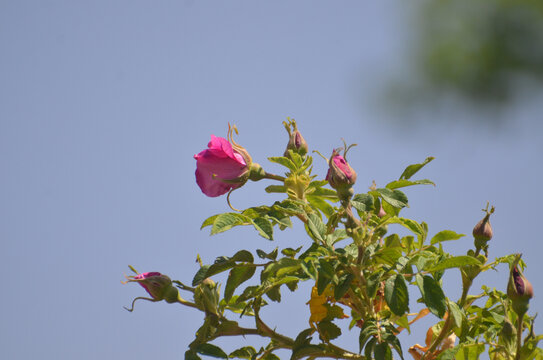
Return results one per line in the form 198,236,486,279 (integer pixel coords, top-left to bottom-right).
194,135,250,197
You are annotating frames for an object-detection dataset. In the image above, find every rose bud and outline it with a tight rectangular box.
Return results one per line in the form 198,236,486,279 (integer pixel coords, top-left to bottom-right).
194,278,220,324
194,125,259,197
283,119,308,157
377,203,387,218
326,149,357,201
123,271,180,310
507,261,534,317
473,204,494,255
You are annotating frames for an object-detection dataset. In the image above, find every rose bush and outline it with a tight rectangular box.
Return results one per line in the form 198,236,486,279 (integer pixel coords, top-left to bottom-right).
125,120,541,360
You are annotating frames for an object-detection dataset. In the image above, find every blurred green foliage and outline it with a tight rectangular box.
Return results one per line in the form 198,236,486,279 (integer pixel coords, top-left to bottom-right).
417,0,543,103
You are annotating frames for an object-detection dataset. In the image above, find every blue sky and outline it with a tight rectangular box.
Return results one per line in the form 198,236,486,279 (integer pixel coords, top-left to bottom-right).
1,1,542,359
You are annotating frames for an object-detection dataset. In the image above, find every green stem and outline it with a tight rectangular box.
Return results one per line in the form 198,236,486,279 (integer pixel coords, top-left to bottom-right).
176,297,200,310
422,315,452,360
515,312,524,360
264,172,286,181
459,278,472,308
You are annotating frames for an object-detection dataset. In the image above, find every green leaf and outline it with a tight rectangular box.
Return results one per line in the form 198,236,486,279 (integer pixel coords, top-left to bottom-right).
229,346,257,359
261,353,280,360
210,213,250,235
306,213,325,242
399,157,434,180
289,151,304,168
231,250,254,263
265,285,281,302
236,285,259,302
308,186,337,198
430,230,465,245
224,266,256,301
318,258,335,279
359,321,378,350
395,315,410,333
393,217,424,237
427,256,481,272
281,246,303,257
374,342,393,360
364,337,377,360
261,257,301,281
386,179,435,189
351,193,374,212
416,274,447,318
317,271,332,295
329,229,348,245
201,214,219,229
455,343,485,360
206,259,236,279
385,275,409,316
447,300,464,329
366,272,382,299
317,320,342,341
375,247,403,266
382,332,404,360
252,217,274,240
325,304,347,321
273,199,306,215
268,156,297,171
195,343,228,359
256,248,278,260
265,185,286,193
192,265,211,286
185,350,202,360
193,250,254,285
307,195,334,218
384,234,401,248
520,335,543,360
377,188,409,209
334,273,354,300
437,348,458,360
220,296,254,316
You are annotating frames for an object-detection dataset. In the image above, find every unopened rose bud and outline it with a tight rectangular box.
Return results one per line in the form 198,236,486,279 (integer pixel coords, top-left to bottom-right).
326,149,357,202
125,271,179,303
507,262,534,316
377,203,386,218
283,118,308,158
194,278,220,323
473,204,494,255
